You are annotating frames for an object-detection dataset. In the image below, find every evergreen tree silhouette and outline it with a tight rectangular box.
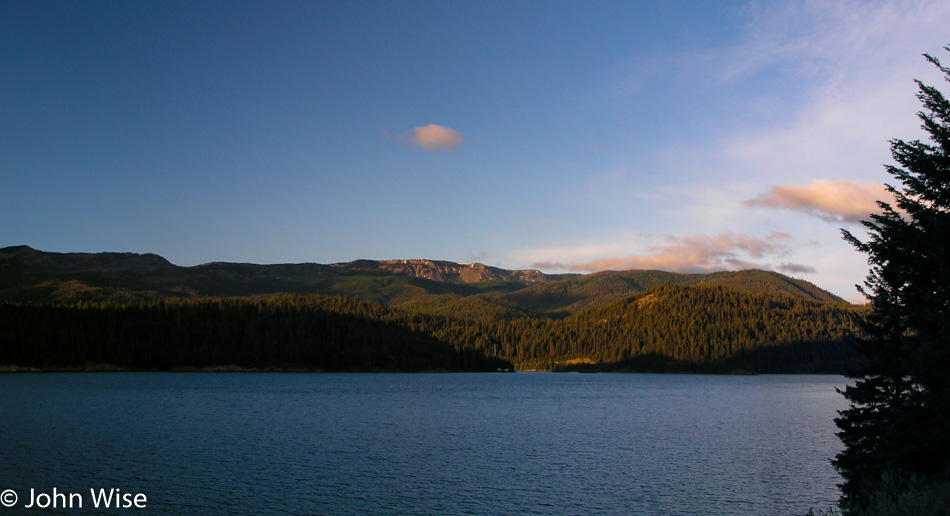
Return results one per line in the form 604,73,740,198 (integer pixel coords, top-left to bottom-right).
835,47,950,511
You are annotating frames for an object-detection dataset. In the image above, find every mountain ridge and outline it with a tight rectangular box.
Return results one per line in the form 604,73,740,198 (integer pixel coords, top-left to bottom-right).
0,245,846,309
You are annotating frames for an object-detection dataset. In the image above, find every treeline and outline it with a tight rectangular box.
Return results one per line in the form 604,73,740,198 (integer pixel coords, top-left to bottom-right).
0,284,862,373
383,284,861,372
0,295,513,372
501,284,861,372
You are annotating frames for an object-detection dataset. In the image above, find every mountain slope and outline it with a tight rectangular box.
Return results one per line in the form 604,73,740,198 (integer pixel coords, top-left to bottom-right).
0,246,846,311
496,269,843,317
497,284,860,372
0,246,861,373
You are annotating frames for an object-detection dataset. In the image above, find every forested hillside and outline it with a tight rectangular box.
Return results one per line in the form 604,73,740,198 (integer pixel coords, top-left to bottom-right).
0,295,512,372
506,285,860,372
0,246,862,372
0,286,861,373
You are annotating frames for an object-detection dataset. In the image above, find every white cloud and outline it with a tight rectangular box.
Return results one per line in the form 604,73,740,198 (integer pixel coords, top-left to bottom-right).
717,0,950,184
720,80,919,185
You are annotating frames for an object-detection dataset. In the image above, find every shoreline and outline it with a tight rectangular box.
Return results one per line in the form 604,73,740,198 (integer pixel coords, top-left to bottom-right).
0,364,848,375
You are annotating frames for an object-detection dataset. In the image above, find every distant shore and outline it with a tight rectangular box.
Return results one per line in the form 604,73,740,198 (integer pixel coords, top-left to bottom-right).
1,364,836,375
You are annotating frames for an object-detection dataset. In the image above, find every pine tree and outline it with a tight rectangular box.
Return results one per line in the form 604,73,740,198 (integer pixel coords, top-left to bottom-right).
834,47,950,511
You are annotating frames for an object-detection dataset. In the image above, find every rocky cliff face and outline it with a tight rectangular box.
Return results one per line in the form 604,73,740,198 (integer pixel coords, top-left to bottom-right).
345,259,558,284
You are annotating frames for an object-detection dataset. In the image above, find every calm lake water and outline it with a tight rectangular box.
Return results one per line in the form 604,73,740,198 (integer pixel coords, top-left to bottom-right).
0,373,847,515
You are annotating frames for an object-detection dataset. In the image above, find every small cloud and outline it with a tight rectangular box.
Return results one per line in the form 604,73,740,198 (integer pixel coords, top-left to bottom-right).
777,262,817,274
411,124,465,151
469,251,490,263
744,179,886,223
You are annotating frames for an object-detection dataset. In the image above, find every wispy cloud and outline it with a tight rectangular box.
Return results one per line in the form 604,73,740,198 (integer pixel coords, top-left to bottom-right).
744,179,886,223
777,262,817,275
410,124,465,151
714,0,950,185
532,1,949,300
468,251,490,263
545,231,796,274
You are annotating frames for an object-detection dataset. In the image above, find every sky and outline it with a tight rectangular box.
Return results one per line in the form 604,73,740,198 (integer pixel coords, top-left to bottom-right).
2,0,949,302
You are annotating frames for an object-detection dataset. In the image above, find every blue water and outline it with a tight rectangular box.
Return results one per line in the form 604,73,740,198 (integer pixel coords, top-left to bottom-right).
0,373,847,514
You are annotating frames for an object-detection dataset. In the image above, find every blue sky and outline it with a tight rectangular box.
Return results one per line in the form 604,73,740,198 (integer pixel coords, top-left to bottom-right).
2,0,949,301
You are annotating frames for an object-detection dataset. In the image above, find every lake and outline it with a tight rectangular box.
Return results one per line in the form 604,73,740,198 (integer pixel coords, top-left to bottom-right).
0,373,847,514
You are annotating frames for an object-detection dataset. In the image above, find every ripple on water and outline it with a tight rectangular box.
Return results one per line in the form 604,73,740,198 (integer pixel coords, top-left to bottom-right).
0,372,848,515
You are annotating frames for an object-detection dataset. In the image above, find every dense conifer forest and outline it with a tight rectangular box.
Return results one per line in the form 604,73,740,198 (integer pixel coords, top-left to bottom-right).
0,295,513,372
502,284,860,372
0,284,861,373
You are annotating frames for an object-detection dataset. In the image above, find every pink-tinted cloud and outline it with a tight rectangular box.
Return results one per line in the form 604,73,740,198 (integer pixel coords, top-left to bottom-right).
568,231,794,274
744,179,886,223
411,124,465,151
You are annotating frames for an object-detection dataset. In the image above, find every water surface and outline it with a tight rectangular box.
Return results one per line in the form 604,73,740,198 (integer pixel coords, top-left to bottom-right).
0,373,847,514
